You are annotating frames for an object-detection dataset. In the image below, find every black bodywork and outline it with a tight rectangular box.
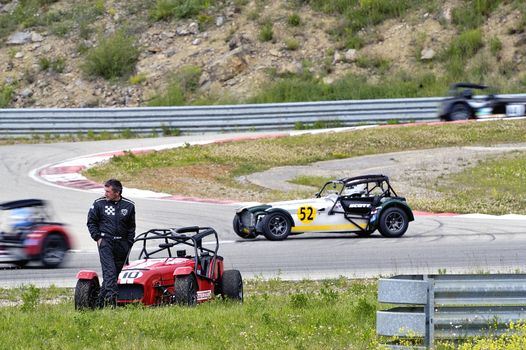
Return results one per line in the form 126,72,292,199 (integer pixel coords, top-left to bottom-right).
437,82,526,121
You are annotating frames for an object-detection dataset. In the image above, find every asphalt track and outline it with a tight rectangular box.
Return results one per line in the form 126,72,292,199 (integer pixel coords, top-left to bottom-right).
1,131,525,287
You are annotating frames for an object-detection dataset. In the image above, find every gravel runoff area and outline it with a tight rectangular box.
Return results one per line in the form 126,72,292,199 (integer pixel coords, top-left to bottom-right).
241,143,526,200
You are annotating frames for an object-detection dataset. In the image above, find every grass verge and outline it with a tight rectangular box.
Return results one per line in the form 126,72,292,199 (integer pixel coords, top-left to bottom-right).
2,279,526,349
0,278,380,349
84,120,526,214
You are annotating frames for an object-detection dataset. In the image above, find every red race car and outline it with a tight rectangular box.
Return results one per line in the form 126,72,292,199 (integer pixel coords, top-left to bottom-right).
0,199,72,268
75,226,243,309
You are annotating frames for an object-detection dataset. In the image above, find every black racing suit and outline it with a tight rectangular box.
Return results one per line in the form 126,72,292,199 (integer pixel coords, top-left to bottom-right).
87,196,136,306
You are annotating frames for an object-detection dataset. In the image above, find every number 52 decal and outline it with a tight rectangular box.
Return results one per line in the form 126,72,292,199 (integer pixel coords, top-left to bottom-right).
297,205,316,224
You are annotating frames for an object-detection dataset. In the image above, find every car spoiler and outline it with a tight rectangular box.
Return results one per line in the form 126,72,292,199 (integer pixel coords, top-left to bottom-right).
450,82,488,90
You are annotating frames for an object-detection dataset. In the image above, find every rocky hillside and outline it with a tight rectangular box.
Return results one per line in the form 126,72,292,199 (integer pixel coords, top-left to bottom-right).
0,0,525,108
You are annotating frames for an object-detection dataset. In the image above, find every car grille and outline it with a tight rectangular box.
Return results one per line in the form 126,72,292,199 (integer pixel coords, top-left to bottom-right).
118,284,144,301
240,211,254,227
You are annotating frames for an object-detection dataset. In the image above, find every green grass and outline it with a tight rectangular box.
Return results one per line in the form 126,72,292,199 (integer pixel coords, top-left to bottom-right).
3,280,526,349
0,84,15,107
148,65,202,106
85,120,526,213
413,152,526,215
150,0,215,21
451,0,500,30
0,278,381,349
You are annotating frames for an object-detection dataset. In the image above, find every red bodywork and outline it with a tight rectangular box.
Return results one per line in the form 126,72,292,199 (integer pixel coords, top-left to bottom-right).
20,224,71,257
115,256,224,305
76,226,236,307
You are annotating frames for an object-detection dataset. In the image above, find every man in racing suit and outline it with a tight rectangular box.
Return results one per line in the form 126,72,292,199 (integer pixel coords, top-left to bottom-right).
87,179,136,307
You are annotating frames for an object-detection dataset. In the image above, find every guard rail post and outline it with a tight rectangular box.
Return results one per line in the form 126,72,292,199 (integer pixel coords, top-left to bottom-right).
376,274,526,349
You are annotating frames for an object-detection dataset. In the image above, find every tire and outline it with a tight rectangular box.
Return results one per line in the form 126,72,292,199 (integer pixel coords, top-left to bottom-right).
221,270,243,302
41,233,68,268
448,103,471,121
233,214,257,239
74,278,100,310
261,212,291,241
174,275,197,306
378,207,409,238
14,260,29,267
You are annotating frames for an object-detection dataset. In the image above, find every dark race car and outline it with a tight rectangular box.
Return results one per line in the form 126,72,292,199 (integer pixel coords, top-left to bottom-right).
0,199,72,268
74,226,243,309
437,82,526,121
233,174,414,241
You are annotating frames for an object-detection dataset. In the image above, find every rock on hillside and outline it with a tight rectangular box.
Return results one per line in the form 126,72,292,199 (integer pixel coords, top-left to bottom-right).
0,0,525,108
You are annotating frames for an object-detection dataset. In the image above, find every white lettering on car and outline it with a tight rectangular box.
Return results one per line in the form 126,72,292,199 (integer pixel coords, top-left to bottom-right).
119,270,143,284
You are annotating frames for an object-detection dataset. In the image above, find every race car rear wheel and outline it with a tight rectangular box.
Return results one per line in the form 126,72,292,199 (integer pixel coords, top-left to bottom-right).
378,207,409,238
449,103,471,121
233,214,257,239
174,275,197,306
221,269,243,302
74,278,100,310
41,233,67,268
261,212,291,241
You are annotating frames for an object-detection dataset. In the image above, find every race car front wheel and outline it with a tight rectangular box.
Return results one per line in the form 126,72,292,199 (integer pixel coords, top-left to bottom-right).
378,207,409,238
233,214,257,239
221,269,243,302
261,212,291,241
75,278,100,310
174,275,197,306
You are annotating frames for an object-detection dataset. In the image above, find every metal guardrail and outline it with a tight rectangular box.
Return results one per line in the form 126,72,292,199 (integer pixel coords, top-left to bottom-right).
0,97,443,136
377,274,526,349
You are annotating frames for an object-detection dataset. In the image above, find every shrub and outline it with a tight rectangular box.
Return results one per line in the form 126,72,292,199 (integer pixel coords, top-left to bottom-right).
0,84,15,108
287,13,301,26
39,56,65,73
445,29,484,61
148,65,202,106
285,38,300,50
452,0,500,30
128,73,147,85
489,36,503,57
150,0,210,20
82,30,140,80
259,22,274,42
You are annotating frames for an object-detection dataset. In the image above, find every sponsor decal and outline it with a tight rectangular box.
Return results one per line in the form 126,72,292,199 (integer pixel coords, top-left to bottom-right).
120,208,128,216
197,290,212,301
297,205,316,224
347,203,371,208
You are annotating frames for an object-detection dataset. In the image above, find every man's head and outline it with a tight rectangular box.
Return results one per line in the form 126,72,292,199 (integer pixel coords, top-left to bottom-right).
104,179,123,201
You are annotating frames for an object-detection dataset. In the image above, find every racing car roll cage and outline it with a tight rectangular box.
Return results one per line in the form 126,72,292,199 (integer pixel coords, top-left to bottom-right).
315,174,400,233
132,226,219,280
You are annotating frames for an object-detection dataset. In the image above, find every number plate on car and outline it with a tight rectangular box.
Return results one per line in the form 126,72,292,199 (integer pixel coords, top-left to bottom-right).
506,104,525,117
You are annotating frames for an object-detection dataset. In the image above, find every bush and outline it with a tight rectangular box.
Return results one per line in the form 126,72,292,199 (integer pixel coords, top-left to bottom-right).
445,29,484,61
148,65,202,106
287,13,301,26
150,0,211,20
452,0,500,30
82,30,140,80
259,22,274,42
0,84,15,108
38,56,65,73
